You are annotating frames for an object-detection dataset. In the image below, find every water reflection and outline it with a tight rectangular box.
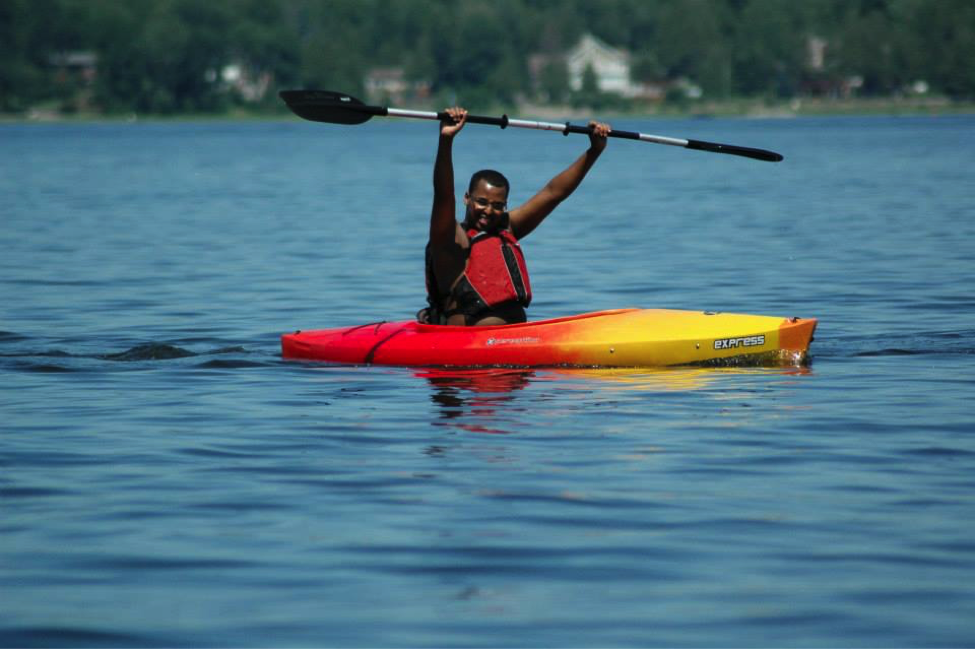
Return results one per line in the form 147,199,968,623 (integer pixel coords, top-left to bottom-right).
418,368,533,434
419,366,813,435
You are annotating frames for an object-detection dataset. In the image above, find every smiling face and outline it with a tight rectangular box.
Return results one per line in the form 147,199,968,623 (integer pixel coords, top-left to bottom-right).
464,180,509,232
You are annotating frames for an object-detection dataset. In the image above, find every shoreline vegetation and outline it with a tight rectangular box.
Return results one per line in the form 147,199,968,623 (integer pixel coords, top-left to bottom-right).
7,2,972,126
5,96,973,124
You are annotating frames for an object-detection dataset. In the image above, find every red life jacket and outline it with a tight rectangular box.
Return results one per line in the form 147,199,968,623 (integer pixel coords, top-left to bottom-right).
424,228,532,322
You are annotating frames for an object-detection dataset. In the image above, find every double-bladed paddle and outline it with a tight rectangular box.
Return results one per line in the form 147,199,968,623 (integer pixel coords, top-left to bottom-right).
280,89,784,163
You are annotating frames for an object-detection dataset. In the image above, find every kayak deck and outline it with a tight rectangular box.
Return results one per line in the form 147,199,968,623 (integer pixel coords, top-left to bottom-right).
281,308,817,368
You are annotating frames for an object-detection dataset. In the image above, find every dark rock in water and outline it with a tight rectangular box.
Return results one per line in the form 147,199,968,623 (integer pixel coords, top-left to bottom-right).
207,346,247,355
100,343,196,361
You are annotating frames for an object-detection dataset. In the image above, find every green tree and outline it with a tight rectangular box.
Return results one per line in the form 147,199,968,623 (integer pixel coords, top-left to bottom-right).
539,60,570,103
908,0,975,97
573,62,608,108
631,50,664,85
295,0,369,97
733,0,806,97
0,0,96,111
90,3,154,112
653,0,734,98
227,0,301,106
3,0,974,116
452,3,520,105
94,0,234,113
832,2,910,95
0,0,42,111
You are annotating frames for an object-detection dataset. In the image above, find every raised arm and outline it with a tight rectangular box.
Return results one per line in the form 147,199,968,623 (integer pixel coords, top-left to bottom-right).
430,107,468,246
509,121,610,239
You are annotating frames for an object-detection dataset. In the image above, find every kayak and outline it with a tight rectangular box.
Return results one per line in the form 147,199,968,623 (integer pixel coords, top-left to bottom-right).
281,308,817,368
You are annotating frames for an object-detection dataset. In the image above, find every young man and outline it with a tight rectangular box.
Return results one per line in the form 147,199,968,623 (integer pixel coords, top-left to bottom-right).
421,106,611,326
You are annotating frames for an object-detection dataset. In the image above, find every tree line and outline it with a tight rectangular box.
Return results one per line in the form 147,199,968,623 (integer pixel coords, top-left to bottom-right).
2,0,973,115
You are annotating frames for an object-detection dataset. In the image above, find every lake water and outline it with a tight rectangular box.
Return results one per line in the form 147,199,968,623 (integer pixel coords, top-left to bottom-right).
2,114,974,647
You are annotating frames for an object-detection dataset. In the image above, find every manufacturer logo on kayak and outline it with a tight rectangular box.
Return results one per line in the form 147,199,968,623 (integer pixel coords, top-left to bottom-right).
485,337,540,346
714,335,765,350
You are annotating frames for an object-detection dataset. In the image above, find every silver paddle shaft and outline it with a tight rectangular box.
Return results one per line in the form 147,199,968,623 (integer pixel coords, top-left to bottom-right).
386,108,690,148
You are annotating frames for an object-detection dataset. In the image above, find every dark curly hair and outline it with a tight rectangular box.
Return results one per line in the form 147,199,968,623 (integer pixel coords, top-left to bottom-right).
467,169,510,196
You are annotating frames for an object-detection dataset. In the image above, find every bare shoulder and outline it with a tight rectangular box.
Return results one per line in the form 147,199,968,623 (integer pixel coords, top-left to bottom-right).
454,221,471,248
429,222,469,256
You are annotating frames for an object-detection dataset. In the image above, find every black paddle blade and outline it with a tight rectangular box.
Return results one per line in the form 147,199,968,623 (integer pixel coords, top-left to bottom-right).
279,90,382,124
686,139,784,162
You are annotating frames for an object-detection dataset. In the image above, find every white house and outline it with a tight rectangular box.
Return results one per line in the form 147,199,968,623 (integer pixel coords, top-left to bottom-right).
566,34,642,97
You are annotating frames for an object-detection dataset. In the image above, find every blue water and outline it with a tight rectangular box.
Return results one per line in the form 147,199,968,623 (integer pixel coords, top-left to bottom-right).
2,115,974,647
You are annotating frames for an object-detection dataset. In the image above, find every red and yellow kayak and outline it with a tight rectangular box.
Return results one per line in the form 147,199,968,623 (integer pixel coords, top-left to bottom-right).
281,308,817,368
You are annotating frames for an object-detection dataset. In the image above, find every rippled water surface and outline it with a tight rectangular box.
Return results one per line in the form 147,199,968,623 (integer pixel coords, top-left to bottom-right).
2,115,974,647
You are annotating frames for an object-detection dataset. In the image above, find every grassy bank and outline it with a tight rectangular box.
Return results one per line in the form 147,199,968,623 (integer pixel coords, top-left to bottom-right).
697,95,974,118
520,95,975,120
0,105,293,124
4,95,973,124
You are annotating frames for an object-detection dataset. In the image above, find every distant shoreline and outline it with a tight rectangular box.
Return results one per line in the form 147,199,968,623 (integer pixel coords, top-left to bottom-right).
520,96,975,119
3,96,973,124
